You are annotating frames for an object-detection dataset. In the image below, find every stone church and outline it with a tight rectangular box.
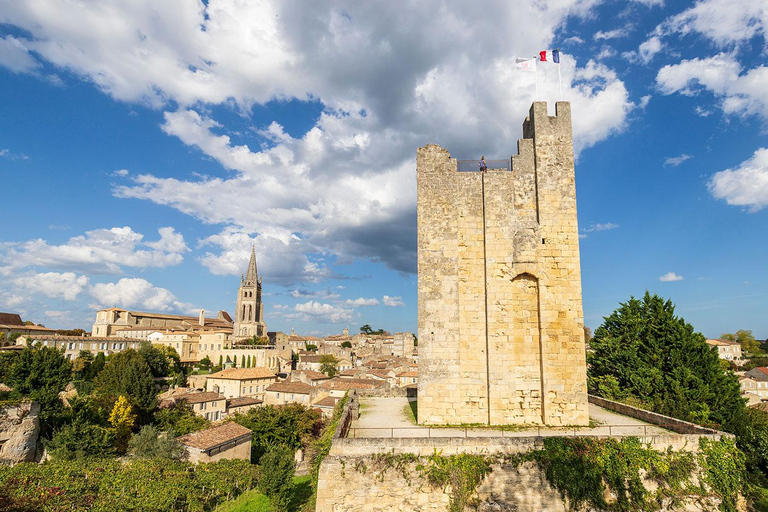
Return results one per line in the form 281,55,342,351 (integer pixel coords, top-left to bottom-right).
417,102,589,427
233,246,267,340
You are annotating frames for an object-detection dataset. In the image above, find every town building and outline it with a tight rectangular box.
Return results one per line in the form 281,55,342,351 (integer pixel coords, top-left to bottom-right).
706,339,743,362
205,367,277,400
417,102,589,426
0,313,57,344
177,422,252,464
233,247,267,340
740,368,768,400
264,381,317,406
91,307,232,338
15,334,144,359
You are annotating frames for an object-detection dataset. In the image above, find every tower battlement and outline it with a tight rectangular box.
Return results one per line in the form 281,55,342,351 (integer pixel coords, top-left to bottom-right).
416,101,588,427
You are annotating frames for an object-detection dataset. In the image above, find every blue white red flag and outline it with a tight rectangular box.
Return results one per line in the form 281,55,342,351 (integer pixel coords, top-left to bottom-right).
539,49,561,63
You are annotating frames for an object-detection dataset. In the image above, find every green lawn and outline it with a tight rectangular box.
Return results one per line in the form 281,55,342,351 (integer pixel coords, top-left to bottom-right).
215,475,313,512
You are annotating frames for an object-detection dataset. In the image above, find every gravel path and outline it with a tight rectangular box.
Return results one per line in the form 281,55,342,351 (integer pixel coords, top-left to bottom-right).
349,397,671,438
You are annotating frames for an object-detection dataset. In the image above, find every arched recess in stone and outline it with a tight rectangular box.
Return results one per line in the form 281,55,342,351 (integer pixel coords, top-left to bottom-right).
510,272,543,421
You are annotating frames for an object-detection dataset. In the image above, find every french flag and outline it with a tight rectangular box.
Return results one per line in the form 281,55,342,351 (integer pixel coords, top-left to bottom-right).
539,49,560,63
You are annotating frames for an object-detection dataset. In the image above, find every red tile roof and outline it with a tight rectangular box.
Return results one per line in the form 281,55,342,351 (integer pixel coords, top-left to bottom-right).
177,422,252,452
207,367,276,380
267,381,313,394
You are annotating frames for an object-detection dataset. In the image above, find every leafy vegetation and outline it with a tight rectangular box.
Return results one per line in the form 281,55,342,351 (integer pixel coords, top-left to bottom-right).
0,458,257,511
258,444,296,511
359,324,385,335
128,424,184,460
93,349,158,415
46,420,115,461
155,402,211,436
721,329,762,355
419,453,492,512
318,354,339,377
230,404,321,463
588,292,744,427
340,341,352,348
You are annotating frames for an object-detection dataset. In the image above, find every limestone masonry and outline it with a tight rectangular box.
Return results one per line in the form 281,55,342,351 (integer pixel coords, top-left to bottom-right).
417,101,589,426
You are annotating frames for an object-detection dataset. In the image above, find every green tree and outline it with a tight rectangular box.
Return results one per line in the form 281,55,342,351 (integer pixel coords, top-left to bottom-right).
231,403,321,463
588,292,744,427
721,330,762,355
139,342,171,378
199,356,212,371
47,421,115,460
258,444,296,511
319,354,339,377
86,352,106,380
154,402,210,436
7,332,22,345
305,344,318,352
360,324,373,334
94,349,157,414
6,346,72,436
218,355,223,367
54,328,86,337
341,341,352,348
128,425,184,460
72,350,94,380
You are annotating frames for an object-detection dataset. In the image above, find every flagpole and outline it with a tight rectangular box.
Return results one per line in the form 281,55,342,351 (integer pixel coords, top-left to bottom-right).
534,58,539,101
558,57,562,100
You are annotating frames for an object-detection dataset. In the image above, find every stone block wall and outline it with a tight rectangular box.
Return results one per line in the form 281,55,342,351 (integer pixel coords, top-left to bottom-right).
417,102,588,426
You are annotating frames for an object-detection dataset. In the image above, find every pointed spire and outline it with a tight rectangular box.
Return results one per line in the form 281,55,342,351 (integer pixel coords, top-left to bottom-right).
245,245,258,284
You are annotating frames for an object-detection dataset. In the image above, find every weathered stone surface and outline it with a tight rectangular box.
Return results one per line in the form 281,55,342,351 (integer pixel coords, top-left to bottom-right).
417,102,589,426
0,401,40,464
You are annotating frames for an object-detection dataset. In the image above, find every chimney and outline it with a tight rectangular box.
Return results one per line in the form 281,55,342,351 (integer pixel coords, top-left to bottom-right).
199,309,205,326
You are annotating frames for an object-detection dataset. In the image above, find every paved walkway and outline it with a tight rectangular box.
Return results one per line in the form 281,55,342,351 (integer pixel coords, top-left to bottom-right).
349,397,671,439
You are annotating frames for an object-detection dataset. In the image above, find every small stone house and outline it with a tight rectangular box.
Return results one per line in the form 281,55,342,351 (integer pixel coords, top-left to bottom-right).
205,367,277,399
396,371,418,387
741,368,768,399
264,381,318,406
226,396,263,416
705,339,742,362
177,422,252,464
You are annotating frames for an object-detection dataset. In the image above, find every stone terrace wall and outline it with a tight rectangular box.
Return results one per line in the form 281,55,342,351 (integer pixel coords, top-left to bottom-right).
316,456,718,512
588,395,728,436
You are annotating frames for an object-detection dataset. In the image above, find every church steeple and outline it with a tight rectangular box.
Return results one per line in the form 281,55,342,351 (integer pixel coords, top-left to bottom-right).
245,245,259,285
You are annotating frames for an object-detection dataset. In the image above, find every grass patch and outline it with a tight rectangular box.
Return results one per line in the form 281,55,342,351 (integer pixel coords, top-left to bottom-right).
215,476,313,512
403,399,418,424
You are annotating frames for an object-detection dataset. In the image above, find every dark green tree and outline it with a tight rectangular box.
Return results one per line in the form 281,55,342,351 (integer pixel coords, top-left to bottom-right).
72,350,94,380
128,425,184,460
341,341,352,348
47,420,115,460
258,444,296,511
139,342,171,378
154,402,209,436
588,292,744,427
199,356,212,371
231,403,321,463
86,352,106,380
305,344,318,352
360,324,373,334
94,349,157,414
6,346,72,436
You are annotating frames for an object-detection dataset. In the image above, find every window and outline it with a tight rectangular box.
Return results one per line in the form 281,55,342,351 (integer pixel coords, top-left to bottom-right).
242,387,246,394
249,386,253,393
276,393,280,399
291,394,295,400
215,411,220,421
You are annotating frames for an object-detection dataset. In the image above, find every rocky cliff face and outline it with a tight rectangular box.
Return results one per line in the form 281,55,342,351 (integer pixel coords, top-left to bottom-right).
0,401,40,464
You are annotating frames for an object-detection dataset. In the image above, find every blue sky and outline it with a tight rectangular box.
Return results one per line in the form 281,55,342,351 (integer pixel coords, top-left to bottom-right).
0,1,766,339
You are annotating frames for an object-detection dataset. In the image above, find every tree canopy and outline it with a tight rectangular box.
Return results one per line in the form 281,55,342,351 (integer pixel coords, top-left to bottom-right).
94,349,157,413
721,329,762,355
588,292,744,428
319,354,339,377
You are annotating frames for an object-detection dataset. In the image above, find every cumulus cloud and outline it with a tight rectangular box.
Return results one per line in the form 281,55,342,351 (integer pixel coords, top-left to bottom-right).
89,278,197,313
708,147,768,212
0,226,189,275
664,154,692,166
659,272,684,282
382,295,405,307
293,301,353,323
0,36,39,74
1,1,633,283
342,297,380,307
655,0,767,48
656,53,768,121
13,272,90,301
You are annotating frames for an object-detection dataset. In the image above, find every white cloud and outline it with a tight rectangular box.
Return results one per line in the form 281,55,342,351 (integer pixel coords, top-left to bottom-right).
89,278,197,313
0,226,189,275
1,2,632,282
112,169,129,177
595,47,616,60
656,53,768,121
656,0,767,49
638,36,663,63
638,95,651,109
293,301,353,323
594,28,629,41
382,295,405,307
708,147,768,212
13,272,89,301
44,310,69,320
342,297,380,307
664,154,692,166
659,272,684,282
0,36,39,74
0,148,29,161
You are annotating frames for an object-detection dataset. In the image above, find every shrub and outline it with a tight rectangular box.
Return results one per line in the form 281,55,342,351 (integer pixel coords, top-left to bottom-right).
128,425,184,460
47,421,115,460
258,444,296,512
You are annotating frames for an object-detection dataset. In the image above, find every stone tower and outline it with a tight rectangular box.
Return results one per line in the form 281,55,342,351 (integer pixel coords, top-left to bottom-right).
417,102,589,426
234,246,267,340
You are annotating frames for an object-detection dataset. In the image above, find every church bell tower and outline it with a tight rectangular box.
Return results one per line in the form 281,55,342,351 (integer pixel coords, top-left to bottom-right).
234,246,267,340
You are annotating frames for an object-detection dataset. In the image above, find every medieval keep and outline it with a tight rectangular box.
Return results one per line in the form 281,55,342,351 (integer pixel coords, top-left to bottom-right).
417,102,589,426
234,246,267,340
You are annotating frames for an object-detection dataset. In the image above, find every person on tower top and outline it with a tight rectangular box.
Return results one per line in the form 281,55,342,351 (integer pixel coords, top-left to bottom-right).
479,156,487,172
